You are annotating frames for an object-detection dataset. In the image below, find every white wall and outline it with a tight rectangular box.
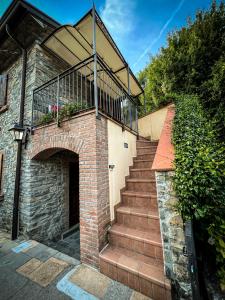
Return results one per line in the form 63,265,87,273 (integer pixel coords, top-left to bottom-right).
108,120,137,221
138,106,168,140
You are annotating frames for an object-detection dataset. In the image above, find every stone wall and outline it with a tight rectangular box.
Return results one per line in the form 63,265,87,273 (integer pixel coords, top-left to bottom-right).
0,43,69,231
155,171,192,299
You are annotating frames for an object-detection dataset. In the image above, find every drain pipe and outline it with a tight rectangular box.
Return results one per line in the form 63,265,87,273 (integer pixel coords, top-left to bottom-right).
5,24,27,240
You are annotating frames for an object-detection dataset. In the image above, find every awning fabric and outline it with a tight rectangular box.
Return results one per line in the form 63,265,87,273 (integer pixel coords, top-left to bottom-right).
42,10,143,97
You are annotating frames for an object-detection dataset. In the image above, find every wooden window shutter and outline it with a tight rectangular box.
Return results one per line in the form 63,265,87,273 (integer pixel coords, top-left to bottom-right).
0,152,3,195
0,74,8,107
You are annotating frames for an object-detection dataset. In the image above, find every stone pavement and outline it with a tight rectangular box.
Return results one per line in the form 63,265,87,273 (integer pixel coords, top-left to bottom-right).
0,231,151,300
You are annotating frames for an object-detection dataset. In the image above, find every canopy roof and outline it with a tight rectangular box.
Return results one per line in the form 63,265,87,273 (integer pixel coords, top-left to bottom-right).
42,9,143,97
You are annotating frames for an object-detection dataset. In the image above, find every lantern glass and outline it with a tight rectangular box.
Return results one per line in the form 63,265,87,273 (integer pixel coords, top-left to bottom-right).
9,124,25,142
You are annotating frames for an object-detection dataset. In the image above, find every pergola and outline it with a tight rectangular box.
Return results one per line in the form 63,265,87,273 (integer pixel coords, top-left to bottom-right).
41,6,143,117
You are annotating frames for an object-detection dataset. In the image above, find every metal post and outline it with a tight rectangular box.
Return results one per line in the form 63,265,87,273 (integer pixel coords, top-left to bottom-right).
92,5,99,119
144,91,146,114
127,66,132,129
56,75,60,127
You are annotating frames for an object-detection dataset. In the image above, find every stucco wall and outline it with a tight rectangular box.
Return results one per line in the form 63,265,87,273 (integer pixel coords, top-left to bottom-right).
138,106,168,140
107,120,137,221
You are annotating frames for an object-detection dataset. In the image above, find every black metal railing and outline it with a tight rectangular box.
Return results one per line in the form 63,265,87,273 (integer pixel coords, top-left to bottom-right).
32,55,138,131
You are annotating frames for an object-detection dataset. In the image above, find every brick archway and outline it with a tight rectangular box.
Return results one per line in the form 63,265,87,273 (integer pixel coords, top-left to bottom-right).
28,114,110,268
29,133,83,160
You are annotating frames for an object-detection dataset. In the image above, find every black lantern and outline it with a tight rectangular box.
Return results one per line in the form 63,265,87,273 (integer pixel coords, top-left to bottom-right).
9,123,25,142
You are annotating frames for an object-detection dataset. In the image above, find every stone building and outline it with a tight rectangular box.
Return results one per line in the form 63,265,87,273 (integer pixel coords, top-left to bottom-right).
0,1,192,299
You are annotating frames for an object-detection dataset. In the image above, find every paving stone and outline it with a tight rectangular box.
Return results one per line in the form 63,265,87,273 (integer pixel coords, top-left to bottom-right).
0,252,31,269
0,240,19,254
25,243,58,261
53,252,80,266
104,280,133,300
38,284,71,300
9,280,42,300
69,264,111,299
26,257,69,287
17,258,42,276
0,267,28,300
130,291,152,300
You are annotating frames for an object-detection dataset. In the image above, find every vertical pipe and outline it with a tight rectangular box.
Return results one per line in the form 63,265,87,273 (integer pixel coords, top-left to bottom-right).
11,48,27,240
92,5,99,118
56,75,60,127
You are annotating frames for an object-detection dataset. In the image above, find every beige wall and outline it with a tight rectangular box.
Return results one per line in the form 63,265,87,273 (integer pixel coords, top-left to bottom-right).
138,106,168,140
108,120,137,221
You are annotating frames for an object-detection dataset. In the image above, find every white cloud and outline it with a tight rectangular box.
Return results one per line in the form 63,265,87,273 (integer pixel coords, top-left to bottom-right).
100,0,135,40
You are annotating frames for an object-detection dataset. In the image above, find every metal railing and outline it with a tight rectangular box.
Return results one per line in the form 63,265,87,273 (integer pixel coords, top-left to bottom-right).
32,55,138,131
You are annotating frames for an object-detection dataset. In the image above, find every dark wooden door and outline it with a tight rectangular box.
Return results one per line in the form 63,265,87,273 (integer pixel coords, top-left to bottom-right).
69,162,79,227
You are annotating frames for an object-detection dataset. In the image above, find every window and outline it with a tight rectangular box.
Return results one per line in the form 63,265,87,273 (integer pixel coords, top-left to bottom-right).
0,152,4,196
0,74,8,108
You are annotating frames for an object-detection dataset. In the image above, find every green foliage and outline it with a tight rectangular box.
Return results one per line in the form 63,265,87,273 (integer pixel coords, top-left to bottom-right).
173,94,225,289
38,112,54,125
58,102,88,122
38,102,89,126
138,0,225,132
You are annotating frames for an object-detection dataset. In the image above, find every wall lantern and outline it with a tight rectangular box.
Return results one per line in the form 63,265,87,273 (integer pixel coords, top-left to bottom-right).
9,123,25,142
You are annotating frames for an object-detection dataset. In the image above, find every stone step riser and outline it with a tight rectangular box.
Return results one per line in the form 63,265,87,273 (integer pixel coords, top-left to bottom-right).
100,259,170,299
136,141,158,148
126,181,157,193
121,195,158,210
108,231,163,260
116,212,160,232
137,148,157,155
137,153,155,160
133,161,152,168
130,170,155,179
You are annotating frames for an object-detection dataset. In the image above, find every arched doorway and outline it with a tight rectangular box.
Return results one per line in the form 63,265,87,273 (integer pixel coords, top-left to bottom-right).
30,147,80,260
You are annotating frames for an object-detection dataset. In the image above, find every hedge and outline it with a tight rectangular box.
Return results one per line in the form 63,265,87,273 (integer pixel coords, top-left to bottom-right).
172,94,225,290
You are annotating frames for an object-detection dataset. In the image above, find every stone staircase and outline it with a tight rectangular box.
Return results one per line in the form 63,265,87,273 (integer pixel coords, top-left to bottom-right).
100,137,171,300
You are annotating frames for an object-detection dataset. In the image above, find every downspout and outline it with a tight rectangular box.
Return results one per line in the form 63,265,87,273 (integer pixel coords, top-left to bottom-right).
5,24,27,240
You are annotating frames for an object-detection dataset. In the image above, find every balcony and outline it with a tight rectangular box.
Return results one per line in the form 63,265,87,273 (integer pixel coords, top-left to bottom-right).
32,55,138,131
32,8,143,132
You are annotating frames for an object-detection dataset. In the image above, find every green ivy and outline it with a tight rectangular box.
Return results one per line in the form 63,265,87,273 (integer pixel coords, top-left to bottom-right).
173,94,225,290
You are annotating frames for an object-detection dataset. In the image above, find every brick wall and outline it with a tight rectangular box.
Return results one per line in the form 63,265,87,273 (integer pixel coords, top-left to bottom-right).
28,111,110,268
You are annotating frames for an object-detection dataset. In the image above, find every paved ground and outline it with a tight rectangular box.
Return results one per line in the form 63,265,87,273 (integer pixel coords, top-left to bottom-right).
45,230,80,261
0,231,150,300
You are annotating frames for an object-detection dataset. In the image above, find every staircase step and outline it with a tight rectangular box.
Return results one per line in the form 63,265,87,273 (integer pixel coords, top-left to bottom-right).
100,246,171,299
122,191,158,209
137,153,155,161
133,159,153,168
130,168,155,179
109,224,163,259
126,178,156,193
137,140,158,146
137,147,157,155
116,206,160,231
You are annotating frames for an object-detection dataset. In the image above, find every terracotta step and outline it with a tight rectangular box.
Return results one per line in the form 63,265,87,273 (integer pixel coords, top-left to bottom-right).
109,224,163,260
122,191,158,209
137,136,150,141
133,159,153,168
116,206,160,232
137,146,157,155
136,140,156,147
130,168,155,179
100,245,171,299
137,153,155,161
126,178,157,193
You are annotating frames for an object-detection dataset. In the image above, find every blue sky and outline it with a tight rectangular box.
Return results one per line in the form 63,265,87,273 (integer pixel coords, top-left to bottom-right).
0,0,214,74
